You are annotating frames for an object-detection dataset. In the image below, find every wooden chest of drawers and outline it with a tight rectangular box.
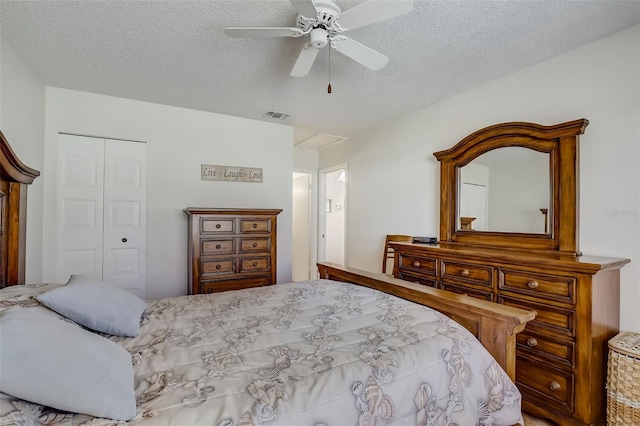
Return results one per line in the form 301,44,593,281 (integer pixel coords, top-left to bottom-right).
392,242,629,426
185,208,282,294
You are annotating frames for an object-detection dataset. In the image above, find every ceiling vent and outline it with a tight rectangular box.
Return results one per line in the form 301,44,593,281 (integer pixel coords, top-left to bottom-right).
263,110,291,121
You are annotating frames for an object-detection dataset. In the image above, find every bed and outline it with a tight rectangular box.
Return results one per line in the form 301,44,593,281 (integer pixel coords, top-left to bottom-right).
0,131,535,425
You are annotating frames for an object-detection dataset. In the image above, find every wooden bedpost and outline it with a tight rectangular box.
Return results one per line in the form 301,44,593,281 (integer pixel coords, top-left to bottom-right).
0,131,40,287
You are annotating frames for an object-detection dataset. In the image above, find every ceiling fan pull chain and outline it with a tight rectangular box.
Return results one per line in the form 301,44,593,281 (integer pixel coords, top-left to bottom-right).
328,47,332,94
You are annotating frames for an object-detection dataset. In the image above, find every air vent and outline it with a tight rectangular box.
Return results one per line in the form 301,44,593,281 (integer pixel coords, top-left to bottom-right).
263,110,291,121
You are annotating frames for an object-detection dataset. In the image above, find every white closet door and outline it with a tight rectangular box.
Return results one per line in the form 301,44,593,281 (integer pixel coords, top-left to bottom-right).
57,134,146,298
103,140,146,297
57,134,105,282
459,182,488,231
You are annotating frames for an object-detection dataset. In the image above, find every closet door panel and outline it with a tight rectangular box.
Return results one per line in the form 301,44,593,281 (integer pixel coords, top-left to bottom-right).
103,140,147,298
57,134,105,283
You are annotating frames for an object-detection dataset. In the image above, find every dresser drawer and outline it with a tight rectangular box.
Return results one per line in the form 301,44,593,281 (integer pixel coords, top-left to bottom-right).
240,238,270,253
517,330,575,369
396,271,437,288
500,295,576,337
240,219,271,233
440,282,494,301
201,239,235,255
397,254,437,276
201,258,235,275
517,357,574,415
441,260,492,286
201,277,270,293
499,269,576,305
240,257,270,272
201,218,235,234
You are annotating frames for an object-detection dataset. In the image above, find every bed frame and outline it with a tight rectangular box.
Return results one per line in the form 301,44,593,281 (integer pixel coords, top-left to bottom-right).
318,262,535,380
0,131,40,288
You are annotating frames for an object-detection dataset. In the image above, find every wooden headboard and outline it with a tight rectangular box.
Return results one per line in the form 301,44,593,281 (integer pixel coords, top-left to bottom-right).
0,131,40,287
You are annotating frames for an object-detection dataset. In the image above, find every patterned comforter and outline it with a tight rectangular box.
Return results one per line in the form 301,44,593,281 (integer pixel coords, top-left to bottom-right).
0,280,524,425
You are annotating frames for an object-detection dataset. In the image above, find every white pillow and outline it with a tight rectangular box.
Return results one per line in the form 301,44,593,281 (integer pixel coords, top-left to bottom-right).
0,308,137,420
37,275,147,337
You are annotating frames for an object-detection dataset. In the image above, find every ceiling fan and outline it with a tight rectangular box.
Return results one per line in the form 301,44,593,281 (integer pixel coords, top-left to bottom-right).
224,0,413,77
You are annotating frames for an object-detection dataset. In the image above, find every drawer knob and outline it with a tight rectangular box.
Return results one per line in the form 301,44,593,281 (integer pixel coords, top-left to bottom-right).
253,262,258,267
527,280,539,289
412,261,421,268
253,242,258,248
215,264,221,270
460,269,470,277
549,381,561,391
526,338,538,347
252,223,258,228
215,224,221,229
215,244,221,249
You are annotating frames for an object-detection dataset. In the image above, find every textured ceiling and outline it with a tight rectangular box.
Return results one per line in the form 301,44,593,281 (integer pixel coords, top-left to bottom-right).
1,1,638,144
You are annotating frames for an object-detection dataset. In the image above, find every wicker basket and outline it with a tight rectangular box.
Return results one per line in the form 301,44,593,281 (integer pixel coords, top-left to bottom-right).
607,332,640,425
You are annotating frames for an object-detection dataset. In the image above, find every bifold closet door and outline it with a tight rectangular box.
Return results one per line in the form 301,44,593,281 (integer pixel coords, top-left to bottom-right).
57,134,146,298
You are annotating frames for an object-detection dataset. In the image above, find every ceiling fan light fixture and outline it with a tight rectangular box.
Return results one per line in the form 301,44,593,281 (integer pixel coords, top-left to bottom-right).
310,28,328,48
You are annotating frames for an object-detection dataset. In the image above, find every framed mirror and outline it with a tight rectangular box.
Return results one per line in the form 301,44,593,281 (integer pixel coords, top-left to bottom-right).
434,119,588,255
458,147,550,234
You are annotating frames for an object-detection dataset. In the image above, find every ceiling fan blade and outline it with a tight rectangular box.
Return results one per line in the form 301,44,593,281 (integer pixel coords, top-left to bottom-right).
338,0,413,30
225,27,303,38
333,36,389,70
290,43,320,77
289,0,318,18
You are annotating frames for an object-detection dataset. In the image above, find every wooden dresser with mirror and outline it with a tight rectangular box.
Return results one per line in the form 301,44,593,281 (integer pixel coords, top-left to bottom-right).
391,119,629,426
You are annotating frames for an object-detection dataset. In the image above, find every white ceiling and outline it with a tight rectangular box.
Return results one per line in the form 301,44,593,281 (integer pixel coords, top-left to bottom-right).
1,1,638,146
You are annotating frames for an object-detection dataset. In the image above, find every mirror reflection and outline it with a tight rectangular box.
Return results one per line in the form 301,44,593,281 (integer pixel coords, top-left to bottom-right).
457,147,550,234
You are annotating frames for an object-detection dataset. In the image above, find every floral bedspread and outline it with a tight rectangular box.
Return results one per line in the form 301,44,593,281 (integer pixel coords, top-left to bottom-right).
0,280,523,425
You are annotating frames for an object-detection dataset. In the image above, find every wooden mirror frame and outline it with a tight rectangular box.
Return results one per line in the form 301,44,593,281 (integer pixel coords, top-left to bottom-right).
434,119,588,255
0,130,40,287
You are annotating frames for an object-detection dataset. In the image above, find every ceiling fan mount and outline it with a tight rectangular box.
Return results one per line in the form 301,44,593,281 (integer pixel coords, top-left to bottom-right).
225,0,413,77
295,0,342,32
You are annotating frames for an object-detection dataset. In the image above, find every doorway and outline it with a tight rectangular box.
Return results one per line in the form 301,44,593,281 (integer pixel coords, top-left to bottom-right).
319,164,346,265
292,170,318,281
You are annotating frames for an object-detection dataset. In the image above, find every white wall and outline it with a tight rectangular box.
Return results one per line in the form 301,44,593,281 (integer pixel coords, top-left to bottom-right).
320,25,640,332
488,157,549,233
0,37,46,283
43,88,293,299
293,148,319,170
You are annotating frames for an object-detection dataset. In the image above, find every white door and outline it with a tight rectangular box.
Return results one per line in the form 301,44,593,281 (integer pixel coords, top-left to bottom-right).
57,134,146,297
57,135,105,281
319,165,347,265
292,170,319,280
459,182,488,231
103,140,146,295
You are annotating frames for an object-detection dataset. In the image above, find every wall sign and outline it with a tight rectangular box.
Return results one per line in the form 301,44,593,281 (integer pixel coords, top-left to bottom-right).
201,164,263,183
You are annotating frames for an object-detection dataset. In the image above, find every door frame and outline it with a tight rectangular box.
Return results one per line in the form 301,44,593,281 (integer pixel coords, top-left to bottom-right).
318,163,347,267
292,168,318,279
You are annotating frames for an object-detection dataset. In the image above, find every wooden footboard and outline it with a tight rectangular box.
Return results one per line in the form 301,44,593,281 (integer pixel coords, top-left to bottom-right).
317,262,535,381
